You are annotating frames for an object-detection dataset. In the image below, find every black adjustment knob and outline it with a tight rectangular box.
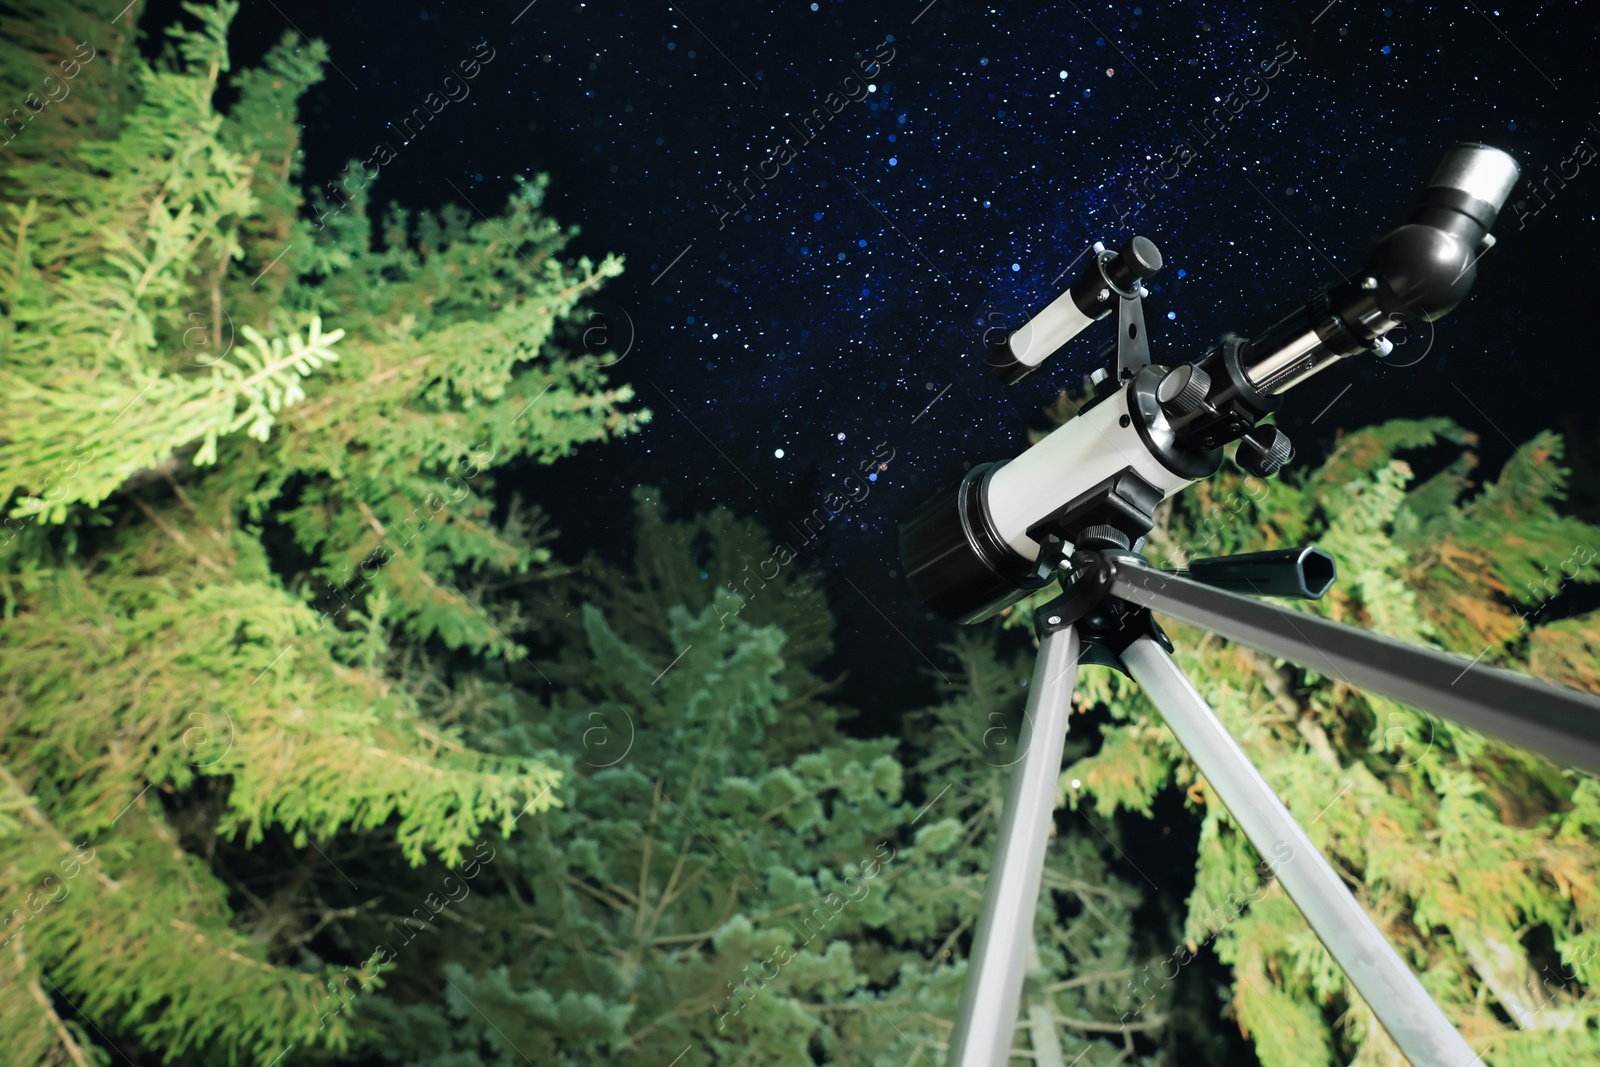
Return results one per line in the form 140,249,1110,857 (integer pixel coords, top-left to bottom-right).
1088,366,1119,399
1157,364,1211,418
1074,524,1131,552
1235,426,1295,478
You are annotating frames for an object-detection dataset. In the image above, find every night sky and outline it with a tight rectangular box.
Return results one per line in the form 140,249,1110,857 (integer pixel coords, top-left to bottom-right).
184,0,1599,718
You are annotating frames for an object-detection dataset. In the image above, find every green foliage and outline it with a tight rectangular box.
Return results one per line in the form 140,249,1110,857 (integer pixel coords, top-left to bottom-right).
350,493,1171,1067
4,5,1595,1066
0,3,641,1062
1003,398,1600,1065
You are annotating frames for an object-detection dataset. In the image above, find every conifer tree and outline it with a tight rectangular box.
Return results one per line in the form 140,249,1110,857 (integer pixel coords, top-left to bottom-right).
5,4,1595,1067
401,418,1591,1067
352,489,1170,1067
0,2,642,1062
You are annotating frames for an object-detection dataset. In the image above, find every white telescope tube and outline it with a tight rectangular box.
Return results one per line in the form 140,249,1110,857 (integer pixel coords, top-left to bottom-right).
1006,288,1097,368
985,381,1195,560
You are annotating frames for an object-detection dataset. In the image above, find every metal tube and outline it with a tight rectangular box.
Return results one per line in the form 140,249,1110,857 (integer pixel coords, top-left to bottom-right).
947,626,1082,1066
1427,142,1521,208
1121,637,1482,1066
1109,562,1600,776
1241,318,1330,395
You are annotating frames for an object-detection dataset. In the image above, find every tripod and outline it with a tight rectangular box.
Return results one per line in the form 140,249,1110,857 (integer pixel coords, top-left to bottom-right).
901,148,1600,1063
945,528,1600,1066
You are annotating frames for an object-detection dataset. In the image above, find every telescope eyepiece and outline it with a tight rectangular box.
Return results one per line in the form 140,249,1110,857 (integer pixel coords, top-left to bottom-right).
1227,142,1518,396
1425,142,1521,220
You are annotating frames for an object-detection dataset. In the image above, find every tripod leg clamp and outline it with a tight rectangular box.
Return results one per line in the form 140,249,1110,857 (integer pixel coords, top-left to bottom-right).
1034,551,1173,676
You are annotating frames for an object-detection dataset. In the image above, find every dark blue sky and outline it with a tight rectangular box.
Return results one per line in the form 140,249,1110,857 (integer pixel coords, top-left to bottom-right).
201,0,1600,714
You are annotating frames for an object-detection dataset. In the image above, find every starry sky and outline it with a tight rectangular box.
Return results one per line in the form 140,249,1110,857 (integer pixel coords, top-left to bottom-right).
199,0,1600,717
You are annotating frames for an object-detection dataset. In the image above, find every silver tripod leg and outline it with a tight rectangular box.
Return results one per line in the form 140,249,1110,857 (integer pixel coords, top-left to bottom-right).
946,625,1082,1066
1121,636,1480,1067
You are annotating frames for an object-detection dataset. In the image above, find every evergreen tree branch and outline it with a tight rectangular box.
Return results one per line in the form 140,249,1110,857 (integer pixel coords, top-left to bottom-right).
13,934,94,1067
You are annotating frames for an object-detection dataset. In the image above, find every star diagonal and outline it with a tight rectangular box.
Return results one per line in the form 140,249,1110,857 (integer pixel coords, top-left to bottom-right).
652,243,694,285
252,242,294,286
1311,383,1352,424
512,382,556,424
1451,644,1494,685
510,785,554,826
108,782,155,826
1309,782,1351,825
111,383,154,424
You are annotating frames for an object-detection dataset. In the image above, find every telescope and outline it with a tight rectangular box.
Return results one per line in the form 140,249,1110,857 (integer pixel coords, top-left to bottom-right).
906,143,1520,625
896,144,1600,1066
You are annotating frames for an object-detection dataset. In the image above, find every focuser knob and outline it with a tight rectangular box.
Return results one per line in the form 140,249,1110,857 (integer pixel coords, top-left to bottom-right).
1157,364,1211,418
1075,524,1131,552
1235,425,1294,478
